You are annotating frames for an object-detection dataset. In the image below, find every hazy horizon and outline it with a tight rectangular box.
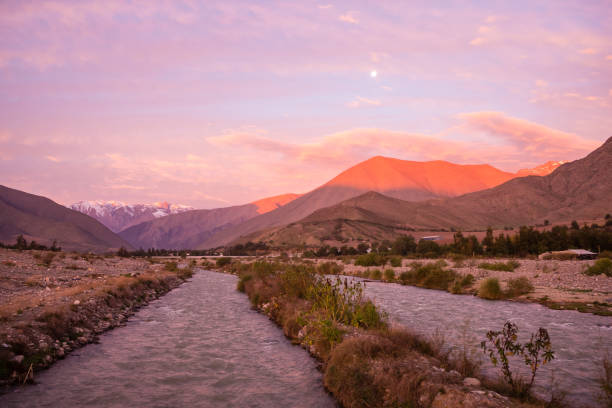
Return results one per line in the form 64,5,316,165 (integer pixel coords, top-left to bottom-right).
1,1,611,208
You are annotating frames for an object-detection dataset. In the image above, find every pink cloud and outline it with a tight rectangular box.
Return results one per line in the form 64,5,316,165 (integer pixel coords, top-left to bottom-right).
338,11,358,24
208,112,603,171
458,112,600,158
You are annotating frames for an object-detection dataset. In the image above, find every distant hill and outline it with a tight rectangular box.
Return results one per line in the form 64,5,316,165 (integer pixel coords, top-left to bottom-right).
70,200,194,232
0,185,132,253
118,193,300,249
196,157,554,248
238,137,612,247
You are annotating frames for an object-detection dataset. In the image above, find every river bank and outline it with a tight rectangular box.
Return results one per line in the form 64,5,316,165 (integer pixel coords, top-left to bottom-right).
232,261,551,408
0,249,193,390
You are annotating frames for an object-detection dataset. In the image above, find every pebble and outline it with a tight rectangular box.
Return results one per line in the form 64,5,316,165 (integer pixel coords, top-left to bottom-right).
73,300,80,305
463,377,481,387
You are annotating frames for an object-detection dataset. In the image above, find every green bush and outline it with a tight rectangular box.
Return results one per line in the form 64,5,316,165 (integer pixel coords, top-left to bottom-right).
478,260,520,272
216,257,232,267
399,263,458,291
383,269,395,281
585,258,612,277
370,269,382,280
450,274,475,294
506,276,534,297
317,261,344,275
355,253,387,267
478,278,503,300
389,257,402,267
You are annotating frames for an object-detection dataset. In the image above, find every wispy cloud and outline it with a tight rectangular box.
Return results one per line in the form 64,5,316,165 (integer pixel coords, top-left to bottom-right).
346,96,381,108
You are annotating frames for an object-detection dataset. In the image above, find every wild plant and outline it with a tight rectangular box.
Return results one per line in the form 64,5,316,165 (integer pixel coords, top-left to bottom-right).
481,321,555,399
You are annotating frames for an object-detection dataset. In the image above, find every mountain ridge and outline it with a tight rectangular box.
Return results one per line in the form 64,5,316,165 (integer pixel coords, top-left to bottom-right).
0,185,133,253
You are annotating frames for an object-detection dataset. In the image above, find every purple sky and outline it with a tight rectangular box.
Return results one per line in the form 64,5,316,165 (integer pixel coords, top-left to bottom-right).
1,1,611,208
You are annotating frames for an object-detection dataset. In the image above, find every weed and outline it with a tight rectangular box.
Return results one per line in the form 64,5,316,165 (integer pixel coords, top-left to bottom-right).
383,269,395,281
481,321,555,399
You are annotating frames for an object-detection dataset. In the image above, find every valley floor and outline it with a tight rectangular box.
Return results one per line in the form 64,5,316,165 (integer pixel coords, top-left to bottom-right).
0,249,192,389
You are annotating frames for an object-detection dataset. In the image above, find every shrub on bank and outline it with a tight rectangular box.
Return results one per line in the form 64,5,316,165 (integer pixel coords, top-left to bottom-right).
585,258,612,277
317,261,344,275
399,262,458,291
478,278,503,300
216,257,232,268
389,257,402,267
383,269,395,281
355,253,387,267
506,276,534,297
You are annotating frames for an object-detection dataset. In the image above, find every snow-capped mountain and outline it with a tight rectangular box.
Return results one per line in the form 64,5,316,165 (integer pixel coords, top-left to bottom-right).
69,200,194,233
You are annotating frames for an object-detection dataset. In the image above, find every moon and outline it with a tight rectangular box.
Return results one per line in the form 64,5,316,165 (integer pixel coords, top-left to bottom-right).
370,70,377,78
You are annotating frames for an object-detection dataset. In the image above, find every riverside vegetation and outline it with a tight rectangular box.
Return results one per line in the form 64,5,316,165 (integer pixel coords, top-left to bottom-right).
222,259,576,408
0,249,194,389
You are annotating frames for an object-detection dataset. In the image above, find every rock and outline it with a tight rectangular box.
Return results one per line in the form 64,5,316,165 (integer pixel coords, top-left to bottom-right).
11,355,24,364
56,348,65,357
73,300,80,305
463,377,481,387
44,355,53,363
77,336,88,344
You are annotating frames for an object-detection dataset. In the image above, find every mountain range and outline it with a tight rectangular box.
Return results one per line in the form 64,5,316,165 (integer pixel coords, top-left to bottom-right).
170,157,564,249
0,185,132,252
1,139,606,252
239,137,612,247
69,201,195,232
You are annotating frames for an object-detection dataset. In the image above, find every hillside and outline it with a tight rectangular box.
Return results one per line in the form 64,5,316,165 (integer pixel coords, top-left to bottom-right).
197,158,549,248
118,193,300,249
0,185,132,253
237,137,612,247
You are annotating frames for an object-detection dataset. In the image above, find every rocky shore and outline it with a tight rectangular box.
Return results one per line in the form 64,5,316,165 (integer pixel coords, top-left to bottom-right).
0,249,193,390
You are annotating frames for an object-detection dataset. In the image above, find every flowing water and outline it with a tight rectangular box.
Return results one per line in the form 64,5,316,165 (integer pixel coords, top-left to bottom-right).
359,278,612,407
0,270,335,408
3,269,610,407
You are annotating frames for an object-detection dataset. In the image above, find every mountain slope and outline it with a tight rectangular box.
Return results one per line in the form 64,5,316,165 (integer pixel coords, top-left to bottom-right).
196,158,543,248
0,185,132,252
70,201,194,232
118,193,301,249
240,137,612,246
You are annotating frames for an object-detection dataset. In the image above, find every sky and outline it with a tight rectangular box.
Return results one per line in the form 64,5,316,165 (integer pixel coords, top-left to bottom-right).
1,0,611,208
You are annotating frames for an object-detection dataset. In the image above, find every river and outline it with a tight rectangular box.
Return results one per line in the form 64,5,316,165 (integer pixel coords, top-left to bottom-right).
0,270,336,408
360,278,612,407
